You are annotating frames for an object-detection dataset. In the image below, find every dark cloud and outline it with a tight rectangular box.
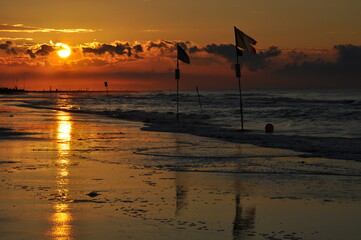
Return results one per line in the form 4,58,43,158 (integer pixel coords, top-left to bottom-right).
280,44,361,77
82,41,190,58
35,44,54,56
0,41,17,54
334,44,361,71
288,49,308,62
145,40,189,52
133,44,143,53
26,49,36,58
83,42,133,56
245,46,281,72
190,43,281,72
177,41,189,51
201,44,235,62
146,40,173,51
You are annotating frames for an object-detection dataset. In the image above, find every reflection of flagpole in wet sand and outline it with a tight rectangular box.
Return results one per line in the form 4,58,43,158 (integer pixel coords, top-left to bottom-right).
175,172,188,216
232,177,256,240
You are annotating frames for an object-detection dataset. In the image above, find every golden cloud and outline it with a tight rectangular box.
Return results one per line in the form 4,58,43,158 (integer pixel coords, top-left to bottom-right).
0,24,96,33
0,37,33,41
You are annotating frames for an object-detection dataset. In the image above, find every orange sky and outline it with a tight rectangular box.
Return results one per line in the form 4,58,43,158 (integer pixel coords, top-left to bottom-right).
0,0,360,90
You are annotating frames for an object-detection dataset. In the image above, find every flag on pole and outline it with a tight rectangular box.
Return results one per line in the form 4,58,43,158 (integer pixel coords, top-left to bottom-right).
234,27,257,55
177,45,190,64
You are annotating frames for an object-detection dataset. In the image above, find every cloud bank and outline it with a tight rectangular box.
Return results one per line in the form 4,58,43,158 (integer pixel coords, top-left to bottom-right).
0,39,360,90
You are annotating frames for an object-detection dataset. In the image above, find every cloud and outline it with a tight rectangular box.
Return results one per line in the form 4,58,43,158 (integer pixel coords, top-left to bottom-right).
26,49,36,58
0,24,95,33
35,44,55,56
0,37,33,41
133,44,143,53
0,40,17,54
146,40,174,51
143,29,161,32
190,43,281,71
1,39,360,90
279,44,361,77
83,42,145,57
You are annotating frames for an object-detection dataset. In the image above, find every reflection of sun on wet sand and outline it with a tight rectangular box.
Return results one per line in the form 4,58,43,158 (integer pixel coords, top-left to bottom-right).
49,111,73,240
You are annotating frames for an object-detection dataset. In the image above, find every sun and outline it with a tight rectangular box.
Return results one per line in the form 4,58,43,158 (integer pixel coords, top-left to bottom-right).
56,43,71,58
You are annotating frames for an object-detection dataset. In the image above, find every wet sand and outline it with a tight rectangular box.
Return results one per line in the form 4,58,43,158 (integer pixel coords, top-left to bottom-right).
1,101,361,240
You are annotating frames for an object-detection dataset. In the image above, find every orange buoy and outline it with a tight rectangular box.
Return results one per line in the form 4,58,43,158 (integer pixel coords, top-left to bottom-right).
265,123,274,133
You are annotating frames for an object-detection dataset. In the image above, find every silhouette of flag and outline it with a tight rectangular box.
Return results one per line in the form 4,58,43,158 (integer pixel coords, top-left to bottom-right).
234,27,257,54
177,45,190,64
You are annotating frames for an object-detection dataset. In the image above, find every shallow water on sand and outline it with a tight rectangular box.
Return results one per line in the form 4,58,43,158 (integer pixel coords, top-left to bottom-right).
0,101,361,240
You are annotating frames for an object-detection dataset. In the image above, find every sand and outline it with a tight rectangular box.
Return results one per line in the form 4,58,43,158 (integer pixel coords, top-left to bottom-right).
1,100,361,240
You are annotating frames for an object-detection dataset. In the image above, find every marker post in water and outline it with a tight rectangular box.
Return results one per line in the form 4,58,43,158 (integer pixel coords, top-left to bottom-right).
196,86,203,113
104,81,110,108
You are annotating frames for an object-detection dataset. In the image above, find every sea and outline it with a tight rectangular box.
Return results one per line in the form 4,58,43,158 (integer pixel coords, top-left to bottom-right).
3,88,360,139
1,87,361,173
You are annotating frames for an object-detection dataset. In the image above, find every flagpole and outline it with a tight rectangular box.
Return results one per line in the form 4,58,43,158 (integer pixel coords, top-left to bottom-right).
237,57,243,130
175,43,190,123
235,47,244,131
176,49,180,122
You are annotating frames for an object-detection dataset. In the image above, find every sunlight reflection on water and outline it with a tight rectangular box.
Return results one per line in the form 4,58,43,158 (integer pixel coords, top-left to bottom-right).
49,111,73,240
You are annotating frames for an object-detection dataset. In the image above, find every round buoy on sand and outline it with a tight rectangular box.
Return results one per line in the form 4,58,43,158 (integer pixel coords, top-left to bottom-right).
265,123,274,133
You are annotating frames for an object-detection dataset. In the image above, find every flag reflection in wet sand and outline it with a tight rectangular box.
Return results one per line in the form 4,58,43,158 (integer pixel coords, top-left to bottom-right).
49,111,73,240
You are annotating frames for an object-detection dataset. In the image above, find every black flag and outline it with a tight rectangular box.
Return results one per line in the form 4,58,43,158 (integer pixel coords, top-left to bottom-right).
234,26,257,54
177,45,190,64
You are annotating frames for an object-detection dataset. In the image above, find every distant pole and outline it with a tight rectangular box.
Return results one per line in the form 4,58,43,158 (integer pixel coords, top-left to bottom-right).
235,54,244,131
104,82,110,107
196,86,203,113
175,52,180,122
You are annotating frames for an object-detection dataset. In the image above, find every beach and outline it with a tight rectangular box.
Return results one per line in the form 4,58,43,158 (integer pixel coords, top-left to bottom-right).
1,95,361,240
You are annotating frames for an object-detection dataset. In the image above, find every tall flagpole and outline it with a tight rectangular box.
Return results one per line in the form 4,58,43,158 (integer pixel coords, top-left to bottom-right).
175,46,180,122
235,47,244,131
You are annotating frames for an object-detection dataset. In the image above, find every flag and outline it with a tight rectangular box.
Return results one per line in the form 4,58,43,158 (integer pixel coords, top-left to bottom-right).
177,45,190,64
234,26,257,54
104,81,108,87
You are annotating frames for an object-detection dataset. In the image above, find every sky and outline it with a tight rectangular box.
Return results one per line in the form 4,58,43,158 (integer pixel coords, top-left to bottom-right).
0,0,360,91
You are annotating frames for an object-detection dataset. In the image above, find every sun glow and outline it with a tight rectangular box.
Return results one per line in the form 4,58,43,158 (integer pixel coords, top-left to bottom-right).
56,43,71,58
